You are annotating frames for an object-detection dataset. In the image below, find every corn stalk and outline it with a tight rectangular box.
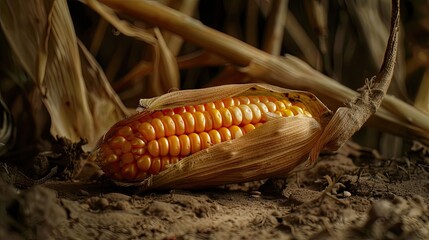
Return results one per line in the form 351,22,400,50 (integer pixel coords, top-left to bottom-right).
96,0,429,146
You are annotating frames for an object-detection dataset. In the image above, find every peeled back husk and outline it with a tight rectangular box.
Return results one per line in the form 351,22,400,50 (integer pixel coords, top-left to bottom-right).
97,83,332,190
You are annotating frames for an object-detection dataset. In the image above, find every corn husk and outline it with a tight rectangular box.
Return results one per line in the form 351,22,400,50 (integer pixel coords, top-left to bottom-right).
102,83,332,189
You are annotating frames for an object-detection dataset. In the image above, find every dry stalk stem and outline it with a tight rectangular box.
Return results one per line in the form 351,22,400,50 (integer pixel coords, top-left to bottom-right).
262,0,288,55
97,0,429,145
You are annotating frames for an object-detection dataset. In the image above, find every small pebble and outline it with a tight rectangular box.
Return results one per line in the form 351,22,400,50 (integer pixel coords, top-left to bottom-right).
79,189,90,196
343,191,352,198
250,190,261,198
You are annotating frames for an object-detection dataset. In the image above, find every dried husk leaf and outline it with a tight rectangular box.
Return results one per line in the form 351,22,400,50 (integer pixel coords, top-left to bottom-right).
0,0,127,149
100,83,332,190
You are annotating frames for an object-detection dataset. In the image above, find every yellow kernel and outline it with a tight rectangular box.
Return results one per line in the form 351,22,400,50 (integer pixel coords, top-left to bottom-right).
173,106,186,114
204,102,216,109
121,141,132,153
151,111,164,118
118,126,133,137
138,122,156,142
199,132,212,149
208,108,222,129
195,104,205,112
106,154,118,163
229,106,243,125
267,96,278,102
168,135,180,156
158,137,169,156
222,97,234,107
203,111,213,132
130,137,145,148
218,127,231,141
151,118,165,139
229,126,243,139
242,124,256,134
129,121,141,131
265,102,277,112
131,148,145,155
110,136,126,148
248,96,260,104
282,99,292,107
149,157,161,174
189,133,201,154
185,105,196,113
254,123,263,128
147,140,160,157
161,156,170,171
275,101,286,111
172,114,185,135
161,116,176,137
170,156,180,164
179,135,191,156
162,109,175,116
289,105,304,115
208,129,222,144
214,100,225,109
194,112,206,133
238,105,253,125
136,155,151,172
121,163,137,180
238,96,250,104
232,97,241,106
182,112,195,134
281,109,294,117
121,152,135,164
259,96,269,103
219,108,232,127
248,104,262,124
293,102,306,110
255,102,269,121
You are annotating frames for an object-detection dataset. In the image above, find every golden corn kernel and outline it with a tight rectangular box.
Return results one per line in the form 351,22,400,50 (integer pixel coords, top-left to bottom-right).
110,136,126,148
167,135,180,156
238,105,253,125
137,155,151,171
219,108,232,127
161,116,176,137
194,112,206,133
199,132,212,149
148,140,160,157
289,105,304,115
171,114,186,135
138,122,156,142
179,134,191,156
208,108,222,129
149,157,161,174
182,112,195,134
189,133,201,154
118,126,133,137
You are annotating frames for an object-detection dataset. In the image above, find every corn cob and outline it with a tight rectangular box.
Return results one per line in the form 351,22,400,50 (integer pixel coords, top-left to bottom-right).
97,95,313,182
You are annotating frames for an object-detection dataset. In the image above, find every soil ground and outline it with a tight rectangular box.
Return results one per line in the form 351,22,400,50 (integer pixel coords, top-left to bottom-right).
1,142,428,240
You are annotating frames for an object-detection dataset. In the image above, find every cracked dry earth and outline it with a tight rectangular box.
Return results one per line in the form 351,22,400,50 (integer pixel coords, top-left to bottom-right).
1,145,429,240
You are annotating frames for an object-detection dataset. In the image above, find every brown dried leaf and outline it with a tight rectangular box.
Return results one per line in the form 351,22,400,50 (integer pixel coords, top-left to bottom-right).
0,0,127,149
